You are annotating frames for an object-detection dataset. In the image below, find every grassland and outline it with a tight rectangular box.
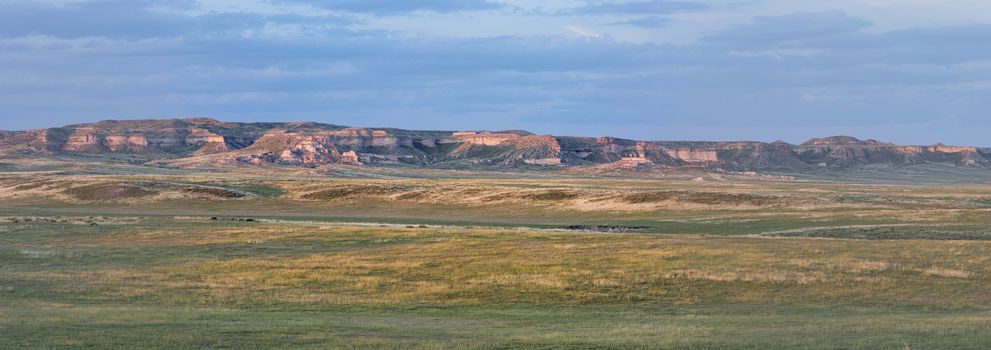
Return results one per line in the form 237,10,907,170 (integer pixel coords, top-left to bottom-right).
3,168,991,348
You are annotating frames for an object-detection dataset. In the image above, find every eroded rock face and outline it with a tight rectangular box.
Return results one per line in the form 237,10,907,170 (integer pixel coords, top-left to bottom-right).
452,132,522,146
0,130,50,151
446,133,564,166
618,143,652,165
928,144,978,154
513,136,562,166
103,135,148,152
614,154,652,168
332,129,406,148
62,129,150,152
665,148,719,163
516,135,561,154
230,128,425,166
282,138,335,165
797,145,909,167
4,119,991,170
590,137,639,163
340,151,361,164
238,133,333,166
186,129,226,145
558,138,706,166
793,136,988,167
894,146,924,154
64,128,104,151
32,120,239,155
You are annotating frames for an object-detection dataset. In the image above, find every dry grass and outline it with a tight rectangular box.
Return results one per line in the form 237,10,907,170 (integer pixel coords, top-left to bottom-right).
7,174,991,216
64,183,159,201
10,224,972,308
923,267,973,279
301,184,412,200
5,172,991,348
622,191,780,206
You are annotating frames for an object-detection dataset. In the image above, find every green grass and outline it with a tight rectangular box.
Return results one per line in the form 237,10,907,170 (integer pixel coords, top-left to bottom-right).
764,225,991,240
3,305,989,349
2,215,991,348
5,174,991,348
776,163,991,184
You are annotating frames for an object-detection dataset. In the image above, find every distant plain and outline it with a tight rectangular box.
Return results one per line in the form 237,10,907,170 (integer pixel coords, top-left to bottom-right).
2,160,991,349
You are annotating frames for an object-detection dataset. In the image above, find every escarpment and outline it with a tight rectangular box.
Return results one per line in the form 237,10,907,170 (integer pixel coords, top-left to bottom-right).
3,120,989,170
793,137,989,167
15,119,237,156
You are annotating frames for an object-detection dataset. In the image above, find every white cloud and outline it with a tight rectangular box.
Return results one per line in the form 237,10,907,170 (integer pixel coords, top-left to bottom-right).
2,0,991,145
564,25,603,39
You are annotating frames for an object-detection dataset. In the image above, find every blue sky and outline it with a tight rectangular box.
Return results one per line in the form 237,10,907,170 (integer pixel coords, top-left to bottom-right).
1,0,990,145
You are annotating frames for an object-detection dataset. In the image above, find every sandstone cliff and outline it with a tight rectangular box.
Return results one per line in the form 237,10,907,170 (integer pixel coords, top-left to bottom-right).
3,120,989,171
795,136,989,167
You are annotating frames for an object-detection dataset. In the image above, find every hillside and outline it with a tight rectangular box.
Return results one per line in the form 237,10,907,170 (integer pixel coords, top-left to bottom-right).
1,118,989,171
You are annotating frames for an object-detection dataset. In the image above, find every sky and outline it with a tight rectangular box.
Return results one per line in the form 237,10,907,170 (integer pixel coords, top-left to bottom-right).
1,0,990,145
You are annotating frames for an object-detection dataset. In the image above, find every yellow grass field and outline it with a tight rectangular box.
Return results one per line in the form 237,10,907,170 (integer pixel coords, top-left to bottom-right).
3,170,991,348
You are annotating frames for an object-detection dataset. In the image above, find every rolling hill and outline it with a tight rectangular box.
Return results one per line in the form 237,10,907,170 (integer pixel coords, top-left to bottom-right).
2,118,989,171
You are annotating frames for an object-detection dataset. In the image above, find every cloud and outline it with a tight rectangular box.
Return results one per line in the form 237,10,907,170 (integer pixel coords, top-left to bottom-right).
564,25,604,39
274,0,504,15
0,1,200,39
608,16,672,28
704,11,872,45
574,1,707,15
0,1,346,42
1,1,990,144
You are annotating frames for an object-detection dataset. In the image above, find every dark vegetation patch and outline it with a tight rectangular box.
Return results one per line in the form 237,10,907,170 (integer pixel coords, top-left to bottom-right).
966,198,991,208
481,192,515,202
65,184,158,201
303,185,414,200
135,181,285,199
482,190,580,202
521,190,580,201
765,226,991,241
0,176,35,187
565,225,649,233
14,183,47,191
210,217,257,222
395,191,428,200
623,192,679,203
0,216,138,225
455,188,487,196
182,186,246,199
194,182,286,198
830,195,877,203
623,191,779,206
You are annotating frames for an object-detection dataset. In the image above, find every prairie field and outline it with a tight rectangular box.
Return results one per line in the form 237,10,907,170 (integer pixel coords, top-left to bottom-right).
2,170,991,348
5,0,991,348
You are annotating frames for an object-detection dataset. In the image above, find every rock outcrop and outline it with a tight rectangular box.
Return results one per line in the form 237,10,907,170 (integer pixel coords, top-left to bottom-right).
794,136,989,167
452,131,523,146
665,148,719,163
8,119,244,156
447,132,563,166
3,120,990,170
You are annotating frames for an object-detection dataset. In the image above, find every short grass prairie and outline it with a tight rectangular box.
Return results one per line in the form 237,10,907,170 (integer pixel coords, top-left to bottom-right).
2,171,991,348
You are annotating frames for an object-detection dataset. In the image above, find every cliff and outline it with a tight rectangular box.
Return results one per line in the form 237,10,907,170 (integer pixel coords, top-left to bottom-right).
794,136,989,167
2,120,989,171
